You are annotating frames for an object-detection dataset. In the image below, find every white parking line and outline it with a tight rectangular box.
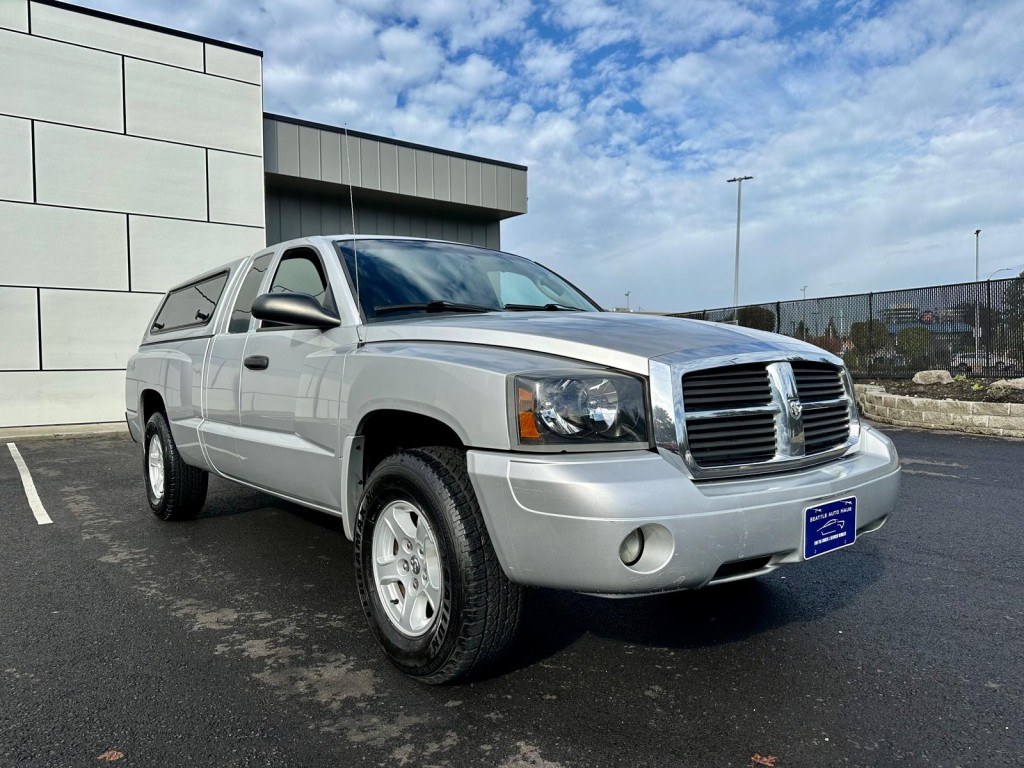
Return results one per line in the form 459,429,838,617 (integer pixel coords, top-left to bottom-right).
6,443,53,525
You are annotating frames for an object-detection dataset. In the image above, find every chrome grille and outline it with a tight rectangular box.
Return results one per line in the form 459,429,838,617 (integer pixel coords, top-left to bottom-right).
677,359,856,477
681,364,772,411
792,361,845,401
803,404,851,454
685,412,777,467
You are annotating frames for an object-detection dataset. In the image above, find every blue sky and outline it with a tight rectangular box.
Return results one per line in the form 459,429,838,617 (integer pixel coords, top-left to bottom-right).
73,0,1024,311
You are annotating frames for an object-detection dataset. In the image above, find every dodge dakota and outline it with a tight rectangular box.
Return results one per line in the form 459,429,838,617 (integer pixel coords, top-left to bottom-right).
125,235,900,683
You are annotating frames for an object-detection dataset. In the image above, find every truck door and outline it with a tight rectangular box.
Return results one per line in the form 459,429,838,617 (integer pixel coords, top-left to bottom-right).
200,251,273,477
233,246,358,509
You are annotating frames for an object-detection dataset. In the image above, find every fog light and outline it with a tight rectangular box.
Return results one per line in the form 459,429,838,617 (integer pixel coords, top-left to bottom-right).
619,528,645,566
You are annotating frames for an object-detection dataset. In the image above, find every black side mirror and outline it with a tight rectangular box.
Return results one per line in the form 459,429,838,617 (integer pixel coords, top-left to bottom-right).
251,293,341,329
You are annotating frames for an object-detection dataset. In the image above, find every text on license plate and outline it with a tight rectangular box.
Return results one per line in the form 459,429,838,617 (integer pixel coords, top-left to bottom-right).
804,496,856,559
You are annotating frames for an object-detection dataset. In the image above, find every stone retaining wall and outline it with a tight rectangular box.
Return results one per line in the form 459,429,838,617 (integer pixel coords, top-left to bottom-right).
854,384,1024,439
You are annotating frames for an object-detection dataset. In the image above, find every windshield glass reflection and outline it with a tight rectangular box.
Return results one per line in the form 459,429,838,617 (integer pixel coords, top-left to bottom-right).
334,239,600,321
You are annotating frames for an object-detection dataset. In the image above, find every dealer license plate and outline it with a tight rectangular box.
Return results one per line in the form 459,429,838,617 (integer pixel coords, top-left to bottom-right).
804,496,856,559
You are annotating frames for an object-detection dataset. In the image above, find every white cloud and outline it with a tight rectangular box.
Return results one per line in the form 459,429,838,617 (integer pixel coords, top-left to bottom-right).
68,0,1024,310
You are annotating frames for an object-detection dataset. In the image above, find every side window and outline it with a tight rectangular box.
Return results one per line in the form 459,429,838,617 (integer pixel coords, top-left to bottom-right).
151,272,229,334
228,253,272,333
261,248,336,329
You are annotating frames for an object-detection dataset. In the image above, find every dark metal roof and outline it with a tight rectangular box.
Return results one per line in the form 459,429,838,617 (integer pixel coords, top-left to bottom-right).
265,113,528,172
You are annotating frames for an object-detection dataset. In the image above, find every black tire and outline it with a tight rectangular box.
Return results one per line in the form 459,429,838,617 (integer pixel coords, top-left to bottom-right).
354,447,523,684
143,411,208,521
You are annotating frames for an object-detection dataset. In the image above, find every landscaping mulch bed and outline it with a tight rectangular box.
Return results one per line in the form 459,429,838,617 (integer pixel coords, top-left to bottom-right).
862,378,1024,405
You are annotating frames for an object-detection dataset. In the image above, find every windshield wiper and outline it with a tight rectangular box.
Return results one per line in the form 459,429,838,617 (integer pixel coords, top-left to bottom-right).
374,300,496,316
503,303,585,312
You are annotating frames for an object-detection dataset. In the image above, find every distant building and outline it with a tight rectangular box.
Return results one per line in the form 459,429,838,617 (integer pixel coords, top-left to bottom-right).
1,0,527,428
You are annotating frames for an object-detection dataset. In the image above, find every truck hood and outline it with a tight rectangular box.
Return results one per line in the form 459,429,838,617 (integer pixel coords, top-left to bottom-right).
359,312,833,375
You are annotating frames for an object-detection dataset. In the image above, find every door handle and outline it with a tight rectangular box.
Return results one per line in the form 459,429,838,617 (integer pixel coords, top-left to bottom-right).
244,355,269,371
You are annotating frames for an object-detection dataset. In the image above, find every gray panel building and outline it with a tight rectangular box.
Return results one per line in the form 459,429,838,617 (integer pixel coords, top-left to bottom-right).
0,0,527,429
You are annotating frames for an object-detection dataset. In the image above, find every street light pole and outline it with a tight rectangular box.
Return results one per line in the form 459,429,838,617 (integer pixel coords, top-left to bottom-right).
727,175,753,309
974,229,981,282
801,285,808,339
624,291,631,312
974,229,981,363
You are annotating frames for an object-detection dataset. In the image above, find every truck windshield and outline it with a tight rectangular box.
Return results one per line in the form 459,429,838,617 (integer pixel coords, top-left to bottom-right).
334,239,600,322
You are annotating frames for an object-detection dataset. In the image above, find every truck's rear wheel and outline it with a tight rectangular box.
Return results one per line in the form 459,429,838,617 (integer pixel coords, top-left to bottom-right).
354,447,522,683
143,412,208,521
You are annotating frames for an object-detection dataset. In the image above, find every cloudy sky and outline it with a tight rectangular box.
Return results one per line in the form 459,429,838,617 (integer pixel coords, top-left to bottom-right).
73,0,1024,311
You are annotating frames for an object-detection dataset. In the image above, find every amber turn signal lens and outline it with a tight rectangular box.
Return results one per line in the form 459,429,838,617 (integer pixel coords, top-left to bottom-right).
517,385,541,440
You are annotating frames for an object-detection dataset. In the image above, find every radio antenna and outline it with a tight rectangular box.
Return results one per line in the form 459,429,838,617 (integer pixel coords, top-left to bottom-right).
343,124,362,321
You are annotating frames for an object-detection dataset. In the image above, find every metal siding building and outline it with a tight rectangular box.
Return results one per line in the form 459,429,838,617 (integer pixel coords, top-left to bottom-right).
0,0,527,428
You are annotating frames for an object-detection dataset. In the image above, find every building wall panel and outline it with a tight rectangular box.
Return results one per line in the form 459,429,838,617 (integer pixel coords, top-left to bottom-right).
321,131,342,183
129,216,264,293
204,43,261,84
511,169,527,213
321,199,343,235
465,160,482,206
397,146,416,196
0,115,33,202
0,201,127,289
450,157,467,204
0,287,39,370
357,207,377,233
208,150,265,227
35,123,207,219
262,189,500,249
415,150,433,198
125,58,262,155
341,133,360,186
379,143,399,193
279,195,302,241
481,164,497,208
0,370,127,426
441,219,458,243
0,0,27,32
496,166,511,211
298,125,320,180
31,2,204,70
376,209,394,235
433,154,450,201
359,138,381,190
274,121,299,176
393,211,411,236
486,222,500,249
0,29,123,131
40,289,160,370
300,195,321,236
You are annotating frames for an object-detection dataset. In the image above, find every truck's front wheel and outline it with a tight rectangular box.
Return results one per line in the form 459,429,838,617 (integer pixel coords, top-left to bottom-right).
354,447,522,683
143,412,208,521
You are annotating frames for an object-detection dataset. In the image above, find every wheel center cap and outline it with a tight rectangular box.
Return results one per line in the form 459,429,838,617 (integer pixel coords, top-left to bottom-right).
410,557,421,575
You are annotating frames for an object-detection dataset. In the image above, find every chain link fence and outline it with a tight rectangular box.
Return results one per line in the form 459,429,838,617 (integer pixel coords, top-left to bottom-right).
672,277,1024,380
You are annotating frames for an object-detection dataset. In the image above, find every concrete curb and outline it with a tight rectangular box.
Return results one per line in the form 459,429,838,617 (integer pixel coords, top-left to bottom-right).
0,423,129,441
855,384,1024,439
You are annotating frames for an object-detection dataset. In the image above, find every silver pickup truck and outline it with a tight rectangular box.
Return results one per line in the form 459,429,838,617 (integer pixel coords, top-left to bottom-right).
126,235,900,683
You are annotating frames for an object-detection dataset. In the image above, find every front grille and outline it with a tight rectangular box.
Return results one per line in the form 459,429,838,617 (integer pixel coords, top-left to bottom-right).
682,364,772,411
679,359,854,476
803,404,851,453
792,361,845,401
685,412,777,467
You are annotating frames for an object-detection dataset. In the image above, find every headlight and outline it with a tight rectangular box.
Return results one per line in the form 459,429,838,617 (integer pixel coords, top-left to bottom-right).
513,373,649,447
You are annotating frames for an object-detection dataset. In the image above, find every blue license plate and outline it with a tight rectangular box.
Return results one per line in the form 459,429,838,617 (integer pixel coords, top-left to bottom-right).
804,497,856,559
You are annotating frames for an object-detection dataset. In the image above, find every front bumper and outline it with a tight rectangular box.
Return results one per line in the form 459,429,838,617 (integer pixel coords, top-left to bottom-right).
467,425,900,594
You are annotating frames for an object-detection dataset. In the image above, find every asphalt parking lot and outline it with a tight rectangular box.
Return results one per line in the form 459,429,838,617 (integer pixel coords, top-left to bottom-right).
1,426,1021,767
